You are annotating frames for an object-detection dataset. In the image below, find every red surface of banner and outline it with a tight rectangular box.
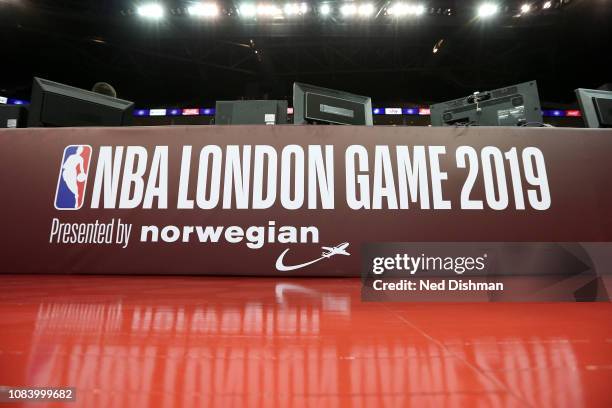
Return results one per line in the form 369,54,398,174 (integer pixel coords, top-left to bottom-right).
0,125,611,276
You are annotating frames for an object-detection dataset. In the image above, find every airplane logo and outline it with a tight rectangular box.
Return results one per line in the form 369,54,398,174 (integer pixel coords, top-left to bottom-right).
275,242,350,272
321,243,350,258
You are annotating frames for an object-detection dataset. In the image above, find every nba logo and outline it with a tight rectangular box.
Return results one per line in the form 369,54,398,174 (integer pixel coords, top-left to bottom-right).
54,145,92,210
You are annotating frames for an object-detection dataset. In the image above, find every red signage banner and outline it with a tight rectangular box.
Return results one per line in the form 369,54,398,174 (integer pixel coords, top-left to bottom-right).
1,125,611,276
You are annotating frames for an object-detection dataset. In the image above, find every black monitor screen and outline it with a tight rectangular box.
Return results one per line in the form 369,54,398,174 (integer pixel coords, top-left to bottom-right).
593,97,612,127
305,92,367,126
293,82,373,126
575,88,612,128
27,77,134,127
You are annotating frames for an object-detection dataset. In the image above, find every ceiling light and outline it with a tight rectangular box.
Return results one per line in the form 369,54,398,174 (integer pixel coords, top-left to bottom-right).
520,4,531,13
340,4,357,17
320,4,331,16
358,3,375,17
256,4,283,17
285,3,308,15
543,1,552,9
432,38,444,54
238,3,256,17
188,3,219,17
137,3,164,19
387,3,425,17
477,3,498,18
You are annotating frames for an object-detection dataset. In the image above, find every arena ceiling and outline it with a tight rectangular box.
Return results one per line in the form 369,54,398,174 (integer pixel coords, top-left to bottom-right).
1,0,610,107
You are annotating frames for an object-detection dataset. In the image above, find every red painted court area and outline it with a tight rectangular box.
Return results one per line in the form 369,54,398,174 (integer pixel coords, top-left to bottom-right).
0,275,611,407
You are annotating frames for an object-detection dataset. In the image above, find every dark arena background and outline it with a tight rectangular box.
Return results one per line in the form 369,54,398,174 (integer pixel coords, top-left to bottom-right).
1,0,610,125
1,1,611,407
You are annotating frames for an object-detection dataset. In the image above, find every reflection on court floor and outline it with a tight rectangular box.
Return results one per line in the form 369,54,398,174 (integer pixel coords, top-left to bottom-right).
0,276,609,407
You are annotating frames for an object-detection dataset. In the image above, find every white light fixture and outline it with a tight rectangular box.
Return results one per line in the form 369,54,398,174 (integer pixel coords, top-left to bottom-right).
284,3,308,16
340,4,357,17
477,3,498,18
387,3,425,17
358,3,375,17
256,4,283,17
188,3,219,17
543,1,552,9
238,3,256,17
432,38,444,54
320,4,331,16
520,4,531,13
137,3,164,19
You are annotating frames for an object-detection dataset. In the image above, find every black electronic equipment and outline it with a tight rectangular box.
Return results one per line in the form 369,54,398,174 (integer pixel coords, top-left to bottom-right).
27,77,133,127
292,82,373,126
215,100,288,125
575,88,612,128
0,105,28,128
430,81,542,126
